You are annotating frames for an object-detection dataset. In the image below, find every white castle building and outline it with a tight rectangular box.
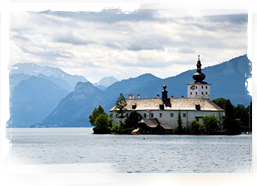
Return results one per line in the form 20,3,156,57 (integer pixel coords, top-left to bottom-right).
109,56,224,130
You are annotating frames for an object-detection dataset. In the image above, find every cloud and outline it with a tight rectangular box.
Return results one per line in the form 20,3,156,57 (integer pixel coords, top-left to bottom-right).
178,47,195,54
9,10,248,82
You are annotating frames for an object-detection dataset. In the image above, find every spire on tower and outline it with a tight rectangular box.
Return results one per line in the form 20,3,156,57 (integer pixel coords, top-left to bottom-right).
193,55,205,82
162,81,168,100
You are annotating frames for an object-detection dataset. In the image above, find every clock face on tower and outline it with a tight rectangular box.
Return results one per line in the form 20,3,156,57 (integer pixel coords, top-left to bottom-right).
190,85,195,90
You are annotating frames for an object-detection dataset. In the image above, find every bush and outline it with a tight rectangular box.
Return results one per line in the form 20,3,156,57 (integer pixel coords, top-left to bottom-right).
183,126,190,134
202,115,220,134
110,124,122,134
190,120,201,134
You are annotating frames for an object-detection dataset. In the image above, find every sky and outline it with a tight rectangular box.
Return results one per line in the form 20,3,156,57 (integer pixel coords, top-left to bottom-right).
9,9,249,83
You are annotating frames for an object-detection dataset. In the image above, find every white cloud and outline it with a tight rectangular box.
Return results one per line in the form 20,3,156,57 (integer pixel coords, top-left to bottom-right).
9,10,248,83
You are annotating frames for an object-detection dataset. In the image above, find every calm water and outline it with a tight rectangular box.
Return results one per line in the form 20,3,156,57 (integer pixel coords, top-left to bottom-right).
5,128,252,173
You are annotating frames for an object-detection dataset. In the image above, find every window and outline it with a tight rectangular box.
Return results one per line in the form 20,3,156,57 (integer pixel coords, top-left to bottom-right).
159,113,162,118
206,86,208,89
190,92,192,95
206,92,208,95
202,86,203,89
196,92,197,95
196,104,200,110
151,113,154,118
110,114,113,118
116,114,118,118
202,92,204,95
144,113,147,118
183,113,186,117
196,86,197,89
170,113,174,117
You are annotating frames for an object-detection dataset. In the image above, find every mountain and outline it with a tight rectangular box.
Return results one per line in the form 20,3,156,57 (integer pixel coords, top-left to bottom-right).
9,73,31,91
39,73,164,127
37,74,73,91
103,73,163,109
104,73,162,98
10,54,251,128
41,82,105,127
10,63,88,90
8,76,69,128
93,76,118,90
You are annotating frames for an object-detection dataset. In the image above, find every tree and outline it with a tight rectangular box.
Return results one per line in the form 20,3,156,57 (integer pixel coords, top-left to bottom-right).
89,105,105,126
223,99,240,134
114,93,127,128
93,113,110,134
246,101,252,132
202,115,220,134
212,97,227,109
234,104,249,132
175,111,183,134
125,111,142,129
190,120,201,134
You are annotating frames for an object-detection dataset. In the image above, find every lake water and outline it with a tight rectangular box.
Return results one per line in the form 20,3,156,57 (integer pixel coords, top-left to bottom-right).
5,128,252,173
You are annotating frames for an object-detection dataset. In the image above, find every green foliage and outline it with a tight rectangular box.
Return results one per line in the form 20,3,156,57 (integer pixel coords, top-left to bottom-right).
110,124,123,134
223,99,239,134
93,113,110,134
89,105,105,126
233,118,242,134
183,126,190,134
176,111,183,134
234,104,249,129
115,93,127,127
246,101,252,132
190,120,201,134
212,98,252,134
89,105,110,134
125,111,142,129
202,115,220,134
173,126,179,134
212,97,228,109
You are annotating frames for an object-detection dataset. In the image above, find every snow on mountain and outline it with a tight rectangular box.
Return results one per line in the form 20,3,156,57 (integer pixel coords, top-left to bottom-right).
10,63,88,89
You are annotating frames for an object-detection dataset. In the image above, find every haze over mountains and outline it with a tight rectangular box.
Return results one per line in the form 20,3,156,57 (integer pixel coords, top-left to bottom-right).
8,54,252,128
10,63,88,92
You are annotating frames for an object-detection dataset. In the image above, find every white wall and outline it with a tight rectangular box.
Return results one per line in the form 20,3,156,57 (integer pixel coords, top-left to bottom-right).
187,84,211,99
110,109,224,129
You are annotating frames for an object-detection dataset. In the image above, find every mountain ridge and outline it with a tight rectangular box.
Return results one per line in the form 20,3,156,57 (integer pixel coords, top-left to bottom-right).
8,54,252,128
10,63,88,90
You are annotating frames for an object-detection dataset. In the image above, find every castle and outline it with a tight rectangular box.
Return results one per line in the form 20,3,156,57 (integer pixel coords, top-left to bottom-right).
109,56,224,133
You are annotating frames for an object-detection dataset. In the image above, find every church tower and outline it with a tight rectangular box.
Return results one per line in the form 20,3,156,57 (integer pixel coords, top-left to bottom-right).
187,55,211,99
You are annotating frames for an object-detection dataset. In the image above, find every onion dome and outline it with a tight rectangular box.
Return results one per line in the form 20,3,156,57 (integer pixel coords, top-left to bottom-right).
162,81,168,100
193,55,206,82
